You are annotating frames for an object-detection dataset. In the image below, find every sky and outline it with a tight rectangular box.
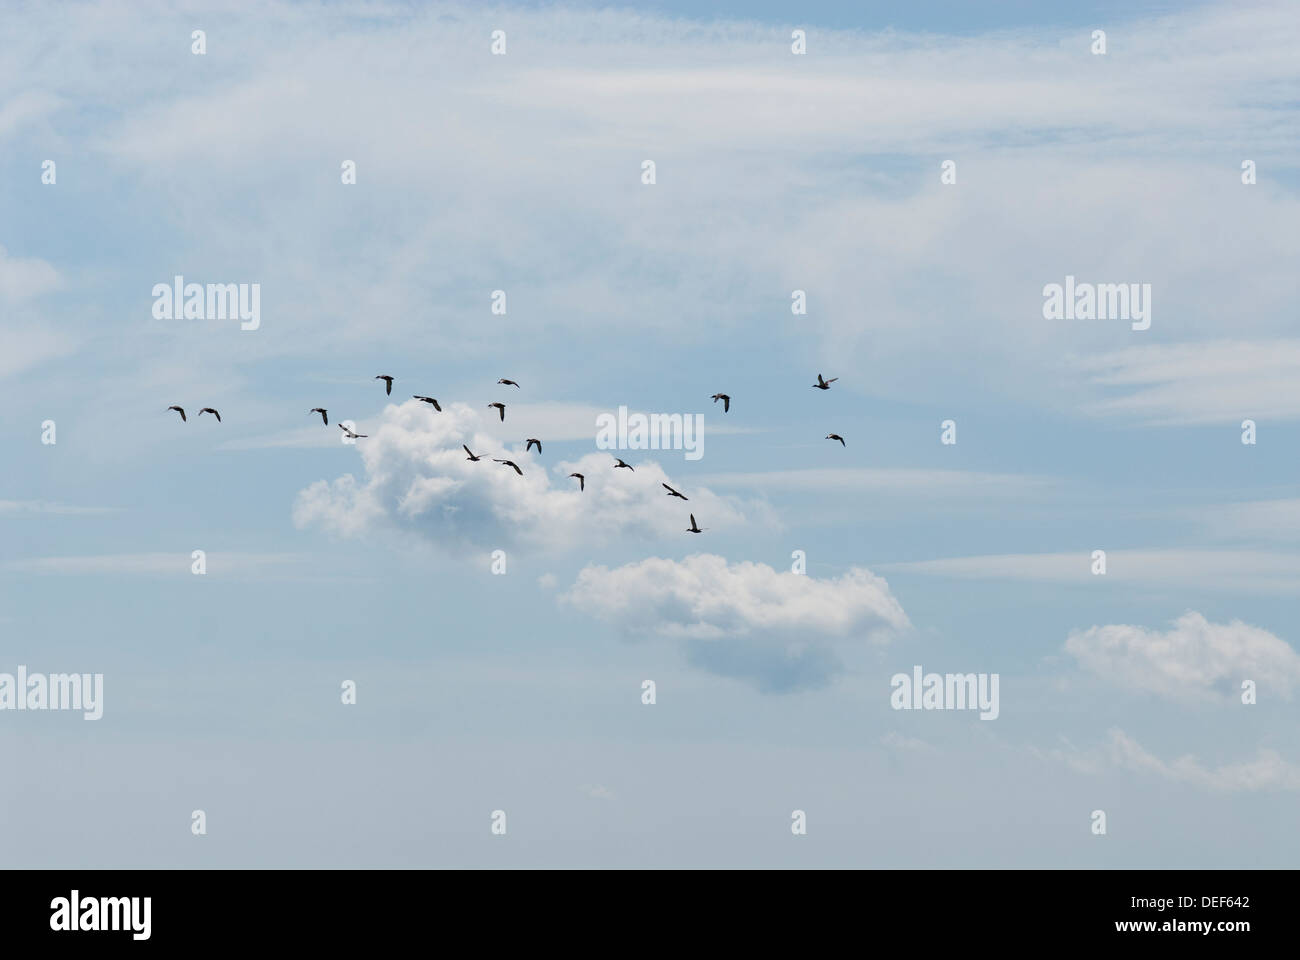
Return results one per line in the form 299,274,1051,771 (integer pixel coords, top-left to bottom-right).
1,0,1298,867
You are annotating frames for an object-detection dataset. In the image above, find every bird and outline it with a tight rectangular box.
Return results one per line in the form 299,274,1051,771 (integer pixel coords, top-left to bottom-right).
569,472,585,491
488,402,506,422
413,396,442,411
376,375,394,395
463,444,484,462
497,378,520,388
494,458,523,476
662,482,688,501
686,514,703,534
711,393,730,413
310,408,328,425
613,458,634,471
197,408,221,422
826,433,845,446
525,438,542,454
812,373,838,390
339,424,367,439
167,405,186,422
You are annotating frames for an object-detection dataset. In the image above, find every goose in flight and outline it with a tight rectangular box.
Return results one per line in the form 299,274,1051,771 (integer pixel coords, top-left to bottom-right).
662,483,688,501
167,405,186,422
310,408,328,425
525,438,542,454
413,396,442,411
494,458,523,476
812,374,838,390
826,433,845,446
497,378,520,388
488,402,506,422
198,408,221,422
463,444,484,462
613,458,634,471
686,514,703,534
569,472,585,491
339,424,367,439
375,375,394,395
711,393,730,413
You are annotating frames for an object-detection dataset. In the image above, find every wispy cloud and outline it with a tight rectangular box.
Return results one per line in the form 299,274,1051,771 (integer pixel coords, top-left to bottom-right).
7,552,308,576
0,500,119,516
879,549,1300,594
1043,728,1300,793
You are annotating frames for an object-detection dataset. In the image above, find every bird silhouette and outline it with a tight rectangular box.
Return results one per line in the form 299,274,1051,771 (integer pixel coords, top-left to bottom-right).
488,402,506,422
167,405,186,422
662,483,688,501
375,375,393,395
497,378,520,388
686,514,703,534
413,396,442,411
812,374,838,390
569,472,585,491
339,424,367,439
494,458,523,476
826,433,845,446
711,393,730,413
310,408,328,425
198,408,221,422
525,438,542,454
613,458,634,471
463,444,484,461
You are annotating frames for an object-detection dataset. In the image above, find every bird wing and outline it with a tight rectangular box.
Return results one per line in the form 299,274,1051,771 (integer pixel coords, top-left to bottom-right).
723,397,729,412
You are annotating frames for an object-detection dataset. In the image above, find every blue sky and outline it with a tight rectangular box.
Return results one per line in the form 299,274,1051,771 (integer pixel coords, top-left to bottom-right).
2,0,1299,867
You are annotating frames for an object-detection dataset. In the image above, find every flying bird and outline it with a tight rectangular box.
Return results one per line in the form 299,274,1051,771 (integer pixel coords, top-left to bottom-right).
463,444,484,462
812,374,838,390
686,514,703,534
413,396,442,411
197,408,221,422
310,408,328,425
497,378,520,388
826,433,845,446
569,472,585,491
167,405,186,422
339,424,367,439
711,393,730,413
494,458,523,476
525,438,542,454
375,375,393,395
662,483,688,501
613,458,634,471
488,402,506,422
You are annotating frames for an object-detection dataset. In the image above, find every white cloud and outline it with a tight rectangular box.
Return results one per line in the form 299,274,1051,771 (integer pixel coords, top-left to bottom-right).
0,246,58,302
1075,340,1300,425
1065,611,1300,702
292,400,759,549
561,553,909,691
1047,728,1300,793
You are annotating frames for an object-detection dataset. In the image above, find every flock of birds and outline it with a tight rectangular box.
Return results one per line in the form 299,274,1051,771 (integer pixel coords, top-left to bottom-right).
167,372,843,535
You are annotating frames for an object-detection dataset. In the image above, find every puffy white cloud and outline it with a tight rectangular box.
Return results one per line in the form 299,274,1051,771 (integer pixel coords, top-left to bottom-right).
561,553,909,691
292,400,756,550
1065,612,1300,702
